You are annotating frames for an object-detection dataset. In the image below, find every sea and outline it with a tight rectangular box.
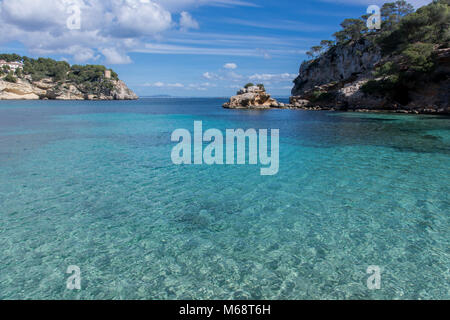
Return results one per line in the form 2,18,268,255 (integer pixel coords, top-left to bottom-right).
0,98,448,299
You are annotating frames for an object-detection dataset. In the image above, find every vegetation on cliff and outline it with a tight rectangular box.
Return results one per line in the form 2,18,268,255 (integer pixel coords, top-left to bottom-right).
0,54,120,96
300,0,449,107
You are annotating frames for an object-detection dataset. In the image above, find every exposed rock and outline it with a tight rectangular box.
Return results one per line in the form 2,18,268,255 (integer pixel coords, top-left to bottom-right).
223,86,280,109
292,38,381,95
111,80,139,100
0,79,43,100
290,39,449,114
0,76,138,101
289,97,312,108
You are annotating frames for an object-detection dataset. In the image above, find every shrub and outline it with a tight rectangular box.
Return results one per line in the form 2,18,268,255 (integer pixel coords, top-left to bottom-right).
402,42,435,73
310,90,335,102
4,72,17,83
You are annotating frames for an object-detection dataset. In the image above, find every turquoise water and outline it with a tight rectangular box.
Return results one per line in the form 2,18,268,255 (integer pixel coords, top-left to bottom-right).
0,98,449,300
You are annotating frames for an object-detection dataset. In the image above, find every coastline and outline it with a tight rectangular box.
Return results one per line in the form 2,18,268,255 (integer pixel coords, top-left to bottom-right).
0,78,138,101
221,85,449,115
273,105,450,115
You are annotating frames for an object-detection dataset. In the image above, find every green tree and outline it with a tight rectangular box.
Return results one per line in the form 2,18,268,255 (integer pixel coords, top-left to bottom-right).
320,40,335,49
15,68,23,78
311,45,324,57
333,19,367,43
381,0,414,30
0,53,21,62
402,42,435,72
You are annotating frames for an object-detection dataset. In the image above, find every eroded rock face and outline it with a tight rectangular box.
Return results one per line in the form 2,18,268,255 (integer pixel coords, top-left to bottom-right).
290,39,450,114
0,77,138,100
292,39,381,96
0,79,43,100
111,80,139,100
223,86,280,109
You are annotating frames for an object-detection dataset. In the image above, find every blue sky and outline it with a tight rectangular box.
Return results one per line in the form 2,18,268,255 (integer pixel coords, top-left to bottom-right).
0,0,432,97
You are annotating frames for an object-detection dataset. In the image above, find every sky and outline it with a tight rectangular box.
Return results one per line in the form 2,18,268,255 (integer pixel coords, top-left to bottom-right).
0,0,432,97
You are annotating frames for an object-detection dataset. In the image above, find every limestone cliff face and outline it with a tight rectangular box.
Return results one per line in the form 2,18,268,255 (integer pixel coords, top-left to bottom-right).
290,39,450,114
0,77,138,100
110,80,138,100
292,39,381,95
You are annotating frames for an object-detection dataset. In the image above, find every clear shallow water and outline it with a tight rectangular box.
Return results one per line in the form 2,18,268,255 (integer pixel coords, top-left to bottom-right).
0,98,449,300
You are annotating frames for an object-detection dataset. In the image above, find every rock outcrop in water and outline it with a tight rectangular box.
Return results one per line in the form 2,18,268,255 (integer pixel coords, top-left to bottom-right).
223,85,284,109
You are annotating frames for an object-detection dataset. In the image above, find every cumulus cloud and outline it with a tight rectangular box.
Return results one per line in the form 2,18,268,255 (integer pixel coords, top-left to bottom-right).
101,48,132,64
223,63,237,69
0,0,174,64
179,11,199,31
0,0,287,65
107,0,172,38
203,72,216,79
73,47,99,63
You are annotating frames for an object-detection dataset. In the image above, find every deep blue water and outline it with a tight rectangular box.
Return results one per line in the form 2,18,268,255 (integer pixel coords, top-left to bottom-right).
0,98,449,299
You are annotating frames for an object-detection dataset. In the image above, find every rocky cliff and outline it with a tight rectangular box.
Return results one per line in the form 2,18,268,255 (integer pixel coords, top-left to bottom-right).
290,40,449,114
0,77,138,100
292,39,381,94
290,0,449,114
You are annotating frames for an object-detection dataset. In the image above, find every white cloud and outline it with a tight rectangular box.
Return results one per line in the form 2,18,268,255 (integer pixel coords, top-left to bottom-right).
223,63,237,70
202,72,217,80
0,0,175,64
108,0,172,38
179,11,199,31
101,48,132,64
143,82,184,88
0,0,304,64
199,69,296,90
153,82,165,87
154,0,259,11
249,73,297,82
73,48,99,63
168,83,185,87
